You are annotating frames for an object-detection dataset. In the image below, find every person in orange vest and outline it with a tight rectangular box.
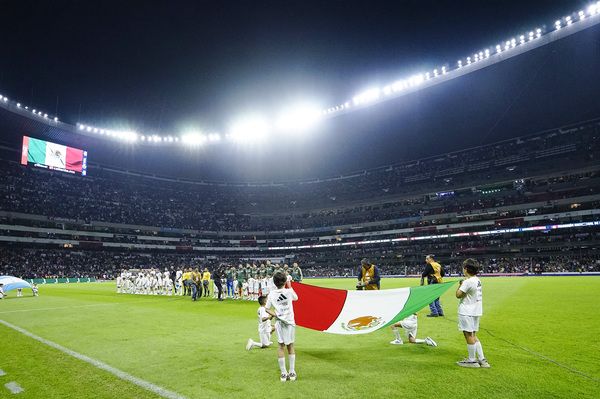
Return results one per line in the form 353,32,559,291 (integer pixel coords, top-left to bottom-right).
357,258,380,290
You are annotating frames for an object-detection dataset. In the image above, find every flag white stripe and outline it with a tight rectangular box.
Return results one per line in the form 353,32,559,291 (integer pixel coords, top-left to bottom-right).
325,287,411,334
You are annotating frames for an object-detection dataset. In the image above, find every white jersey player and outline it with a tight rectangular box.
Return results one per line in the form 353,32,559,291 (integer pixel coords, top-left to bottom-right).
390,314,437,346
116,270,123,293
242,279,249,300
165,277,173,296
232,277,239,299
246,295,275,350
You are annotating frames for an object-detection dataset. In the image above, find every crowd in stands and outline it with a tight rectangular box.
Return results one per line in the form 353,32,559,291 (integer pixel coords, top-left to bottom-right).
0,120,599,233
1,159,599,234
1,120,600,279
1,245,598,280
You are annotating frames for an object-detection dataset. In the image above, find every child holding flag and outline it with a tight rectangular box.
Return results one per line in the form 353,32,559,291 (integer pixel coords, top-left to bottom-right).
246,295,275,350
456,258,490,368
390,313,437,346
265,271,298,382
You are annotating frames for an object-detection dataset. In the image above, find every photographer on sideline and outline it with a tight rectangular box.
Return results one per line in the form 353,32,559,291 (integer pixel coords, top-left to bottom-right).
357,258,380,290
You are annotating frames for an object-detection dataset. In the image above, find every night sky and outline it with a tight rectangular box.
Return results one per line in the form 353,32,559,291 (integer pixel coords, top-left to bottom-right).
1,1,599,181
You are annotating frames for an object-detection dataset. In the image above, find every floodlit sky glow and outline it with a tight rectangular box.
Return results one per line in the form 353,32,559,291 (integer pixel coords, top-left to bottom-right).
1,1,599,181
1,2,598,146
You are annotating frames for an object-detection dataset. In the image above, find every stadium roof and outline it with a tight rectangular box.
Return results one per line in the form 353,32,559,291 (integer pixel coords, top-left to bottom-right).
1,1,599,181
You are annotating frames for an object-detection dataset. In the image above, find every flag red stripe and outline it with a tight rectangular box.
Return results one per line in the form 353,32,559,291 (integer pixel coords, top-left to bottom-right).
65,147,83,172
291,282,347,331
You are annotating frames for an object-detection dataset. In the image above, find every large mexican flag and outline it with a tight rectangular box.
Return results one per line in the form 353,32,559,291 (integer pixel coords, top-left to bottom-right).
291,281,456,334
23,136,84,172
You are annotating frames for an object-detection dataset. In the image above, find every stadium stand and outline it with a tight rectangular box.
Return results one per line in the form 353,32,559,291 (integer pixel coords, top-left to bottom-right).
1,119,600,277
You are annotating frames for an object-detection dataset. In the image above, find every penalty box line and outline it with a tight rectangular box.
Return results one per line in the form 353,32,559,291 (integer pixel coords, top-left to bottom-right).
0,319,188,399
442,316,600,384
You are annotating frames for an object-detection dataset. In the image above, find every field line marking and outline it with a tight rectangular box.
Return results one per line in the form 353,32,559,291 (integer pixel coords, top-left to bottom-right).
482,327,600,384
5,381,25,394
0,368,6,376
0,319,188,399
0,298,177,314
442,316,600,384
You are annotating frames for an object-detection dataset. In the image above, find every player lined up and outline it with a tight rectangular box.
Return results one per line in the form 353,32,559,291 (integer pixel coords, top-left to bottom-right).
115,262,303,301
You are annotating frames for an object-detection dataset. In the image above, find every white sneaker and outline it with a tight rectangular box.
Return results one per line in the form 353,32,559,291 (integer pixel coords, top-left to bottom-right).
390,339,404,345
289,372,297,381
456,358,480,368
246,339,253,351
426,337,437,347
280,373,288,382
478,358,491,368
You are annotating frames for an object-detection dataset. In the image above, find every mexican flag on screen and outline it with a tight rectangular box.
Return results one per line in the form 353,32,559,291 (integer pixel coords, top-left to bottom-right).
291,281,456,335
24,136,83,172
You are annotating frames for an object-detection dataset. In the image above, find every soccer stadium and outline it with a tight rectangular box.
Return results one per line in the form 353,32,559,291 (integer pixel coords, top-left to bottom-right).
1,2,599,398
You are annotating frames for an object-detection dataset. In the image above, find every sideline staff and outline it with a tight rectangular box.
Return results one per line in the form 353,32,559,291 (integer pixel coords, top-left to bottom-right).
357,258,380,290
421,254,445,317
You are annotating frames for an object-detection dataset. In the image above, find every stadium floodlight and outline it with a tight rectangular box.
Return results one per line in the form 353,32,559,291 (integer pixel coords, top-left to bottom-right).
32,109,36,113
353,88,380,105
276,105,322,133
38,111,42,115
590,4,598,15
17,103,21,107
182,133,208,145
44,113,48,118
520,35,525,44
141,136,146,141
94,128,98,133
54,117,58,121
579,11,585,20
229,116,271,141
391,81,403,92
566,16,572,26
556,20,561,29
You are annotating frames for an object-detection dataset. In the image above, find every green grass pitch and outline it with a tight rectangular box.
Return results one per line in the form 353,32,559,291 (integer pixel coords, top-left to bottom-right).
0,276,598,398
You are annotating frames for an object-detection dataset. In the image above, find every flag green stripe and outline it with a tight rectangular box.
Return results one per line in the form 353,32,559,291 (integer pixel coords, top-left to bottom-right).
27,137,47,164
382,281,458,328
